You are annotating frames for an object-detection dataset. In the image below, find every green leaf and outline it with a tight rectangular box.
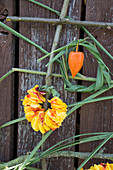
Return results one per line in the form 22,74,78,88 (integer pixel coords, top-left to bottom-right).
46,50,66,67
80,42,99,54
63,78,73,87
77,83,96,93
77,133,113,170
95,66,104,91
65,85,81,92
103,70,111,86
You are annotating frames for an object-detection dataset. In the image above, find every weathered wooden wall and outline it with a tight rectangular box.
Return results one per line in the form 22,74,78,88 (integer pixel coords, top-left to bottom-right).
18,0,81,169
79,0,113,168
0,0,16,162
0,0,113,169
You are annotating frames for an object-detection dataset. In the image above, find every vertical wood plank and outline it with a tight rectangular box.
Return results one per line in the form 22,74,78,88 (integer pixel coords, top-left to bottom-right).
0,0,15,162
79,0,113,168
18,0,82,169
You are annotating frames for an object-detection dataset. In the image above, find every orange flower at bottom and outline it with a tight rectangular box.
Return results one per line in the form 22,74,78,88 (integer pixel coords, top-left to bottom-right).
81,163,113,170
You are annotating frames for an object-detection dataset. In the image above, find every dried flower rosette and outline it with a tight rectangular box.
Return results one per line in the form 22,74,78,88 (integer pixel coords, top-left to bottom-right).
81,162,113,170
22,85,67,134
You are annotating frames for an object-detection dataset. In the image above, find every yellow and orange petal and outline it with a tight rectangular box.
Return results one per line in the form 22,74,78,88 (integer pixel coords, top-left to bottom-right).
27,85,46,103
22,85,46,107
24,106,45,122
48,97,67,112
31,111,46,134
44,109,67,130
24,105,42,113
23,95,42,108
31,115,39,131
25,110,36,122
27,90,46,103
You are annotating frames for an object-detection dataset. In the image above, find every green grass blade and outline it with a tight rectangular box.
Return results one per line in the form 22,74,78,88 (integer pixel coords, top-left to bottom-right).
77,133,113,170
67,84,113,116
38,133,111,158
26,167,41,170
37,42,75,64
0,70,14,82
20,130,52,170
83,84,113,101
46,50,66,67
103,70,111,86
27,0,72,20
0,117,26,129
31,134,111,165
27,0,61,16
45,135,107,157
0,22,48,55
67,95,113,107
81,26,113,60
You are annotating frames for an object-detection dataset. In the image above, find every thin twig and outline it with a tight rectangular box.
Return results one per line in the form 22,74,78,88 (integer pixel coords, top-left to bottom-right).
1,151,113,169
7,16,113,29
1,68,113,83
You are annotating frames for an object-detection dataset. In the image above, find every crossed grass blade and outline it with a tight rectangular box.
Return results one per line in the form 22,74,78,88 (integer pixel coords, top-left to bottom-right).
19,131,52,170
77,133,113,170
29,133,111,165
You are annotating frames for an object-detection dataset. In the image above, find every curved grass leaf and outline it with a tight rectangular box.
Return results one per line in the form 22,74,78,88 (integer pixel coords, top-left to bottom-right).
81,26,113,60
67,84,113,116
77,83,96,93
103,70,111,86
65,84,82,92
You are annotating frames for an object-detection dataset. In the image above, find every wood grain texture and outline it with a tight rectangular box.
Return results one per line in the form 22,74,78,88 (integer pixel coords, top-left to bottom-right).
0,0,15,162
18,0,81,169
79,0,113,168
